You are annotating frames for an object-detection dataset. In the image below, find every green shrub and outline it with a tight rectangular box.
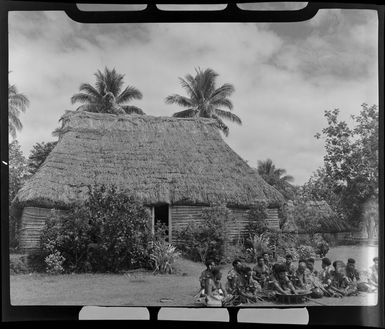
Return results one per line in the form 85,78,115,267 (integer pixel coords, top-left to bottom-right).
44,251,65,274
9,255,28,274
27,251,46,272
175,203,232,263
39,184,153,273
264,230,298,260
296,234,312,247
223,242,245,264
245,203,269,236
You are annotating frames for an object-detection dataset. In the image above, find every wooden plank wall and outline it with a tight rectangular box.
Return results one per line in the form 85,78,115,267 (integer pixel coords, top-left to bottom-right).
171,205,253,243
19,207,66,252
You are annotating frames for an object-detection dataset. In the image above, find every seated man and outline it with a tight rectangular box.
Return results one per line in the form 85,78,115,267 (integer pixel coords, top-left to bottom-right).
237,266,264,304
205,267,228,306
226,259,243,295
318,257,338,297
284,254,296,282
367,256,379,292
293,259,312,290
331,261,358,297
198,259,215,296
252,256,270,288
346,258,369,292
271,263,297,295
306,257,318,277
346,258,360,282
262,251,273,273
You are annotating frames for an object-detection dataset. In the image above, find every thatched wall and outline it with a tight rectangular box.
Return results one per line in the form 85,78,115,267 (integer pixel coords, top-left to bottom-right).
303,200,350,233
14,111,284,209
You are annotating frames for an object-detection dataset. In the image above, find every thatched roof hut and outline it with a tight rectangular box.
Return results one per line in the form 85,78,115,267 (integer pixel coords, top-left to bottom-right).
14,111,284,250
14,111,284,209
298,200,351,233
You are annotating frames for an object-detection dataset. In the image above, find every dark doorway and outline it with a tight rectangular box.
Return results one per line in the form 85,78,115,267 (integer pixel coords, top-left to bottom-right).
154,204,169,241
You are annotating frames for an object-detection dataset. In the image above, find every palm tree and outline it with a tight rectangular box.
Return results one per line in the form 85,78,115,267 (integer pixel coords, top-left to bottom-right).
9,83,29,139
165,68,241,136
257,159,294,185
257,159,295,200
71,67,145,115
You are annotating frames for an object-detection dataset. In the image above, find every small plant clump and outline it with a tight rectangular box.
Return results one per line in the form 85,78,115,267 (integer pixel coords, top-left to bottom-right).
175,203,233,264
150,241,181,274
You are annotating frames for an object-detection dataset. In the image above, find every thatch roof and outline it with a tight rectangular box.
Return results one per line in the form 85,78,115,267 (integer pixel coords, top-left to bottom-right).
14,111,284,209
302,200,351,233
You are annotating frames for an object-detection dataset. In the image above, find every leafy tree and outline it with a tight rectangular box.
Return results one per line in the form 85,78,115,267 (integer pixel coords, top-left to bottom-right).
360,198,378,239
165,68,241,136
300,168,341,214
9,140,28,201
71,67,144,115
257,159,296,200
313,104,378,227
9,83,29,139
28,141,58,175
9,140,28,249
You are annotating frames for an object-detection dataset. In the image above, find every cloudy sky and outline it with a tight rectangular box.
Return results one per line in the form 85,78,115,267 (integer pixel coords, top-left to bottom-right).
8,7,378,185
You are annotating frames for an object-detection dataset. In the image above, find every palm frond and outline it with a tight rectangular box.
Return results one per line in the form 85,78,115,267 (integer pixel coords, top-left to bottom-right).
8,124,16,139
179,76,199,100
116,86,143,104
8,84,17,94
78,83,102,99
165,94,193,108
214,109,242,125
8,110,23,129
71,93,97,105
211,98,233,111
94,69,106,94
121,105,145,115
211,83,235,101
103,67,125,96
51,127,62,137
280,175,294,183
8,83,29,138
257,159,275,176
75,103,100,112
195,68,218,99
274,168,287,177
212,114,229,136
9,85,29,111
8,111,23,137
9,95,29,111
172,109,197,118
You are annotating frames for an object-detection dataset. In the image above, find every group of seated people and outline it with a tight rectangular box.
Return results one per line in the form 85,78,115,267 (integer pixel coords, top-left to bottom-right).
197,253,379,306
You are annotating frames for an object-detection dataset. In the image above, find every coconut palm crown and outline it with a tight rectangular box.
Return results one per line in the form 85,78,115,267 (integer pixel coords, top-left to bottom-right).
71,67,145,115
9,83,30,139
165,68,241,136
257,158,294,186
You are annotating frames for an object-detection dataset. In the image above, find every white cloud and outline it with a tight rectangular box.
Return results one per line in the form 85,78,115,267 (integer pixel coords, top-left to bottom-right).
8,9,378,185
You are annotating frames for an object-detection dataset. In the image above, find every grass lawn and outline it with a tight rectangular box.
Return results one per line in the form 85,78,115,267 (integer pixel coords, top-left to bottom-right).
10,245,378,306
